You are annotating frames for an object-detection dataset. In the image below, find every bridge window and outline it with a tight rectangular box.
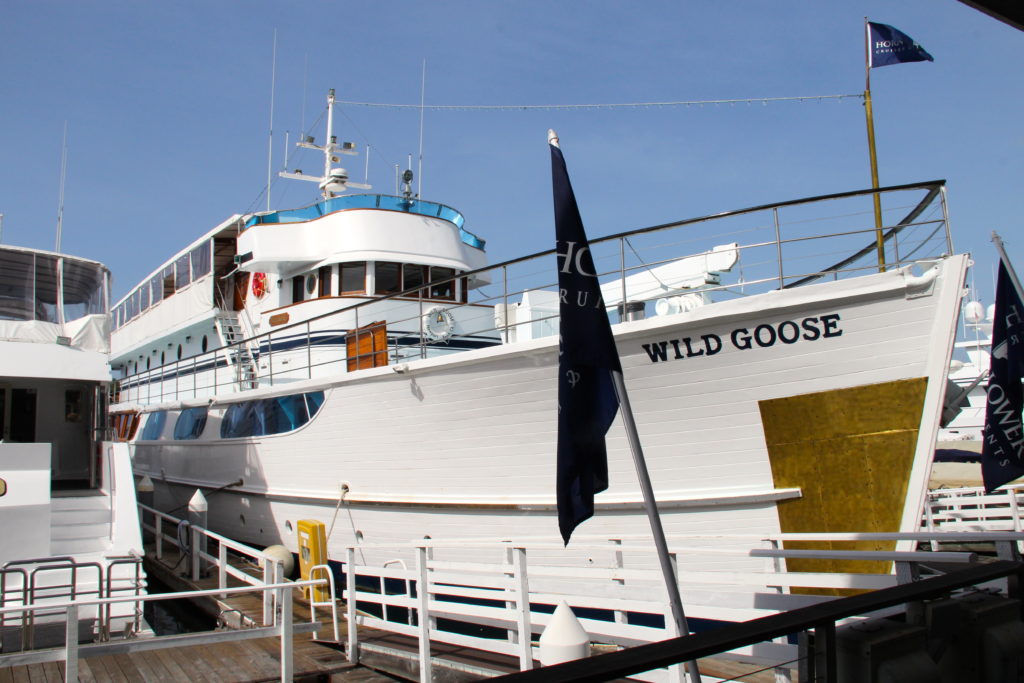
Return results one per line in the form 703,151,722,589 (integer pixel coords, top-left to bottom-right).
375,262,402,294
430,267,455,300
340,262,366,295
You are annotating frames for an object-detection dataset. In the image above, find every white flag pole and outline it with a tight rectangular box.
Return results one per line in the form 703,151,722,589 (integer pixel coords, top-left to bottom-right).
611,369,702,683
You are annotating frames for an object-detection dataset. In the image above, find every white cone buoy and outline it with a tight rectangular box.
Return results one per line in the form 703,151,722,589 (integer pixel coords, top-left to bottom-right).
539,600,590,665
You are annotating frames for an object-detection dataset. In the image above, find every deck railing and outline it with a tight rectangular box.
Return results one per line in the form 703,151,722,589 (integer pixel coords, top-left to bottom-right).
116,180,954,406
336,529,1021,682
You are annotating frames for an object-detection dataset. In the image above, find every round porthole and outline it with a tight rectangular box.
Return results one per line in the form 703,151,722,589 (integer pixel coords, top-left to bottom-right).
177,344,182,360
161,352,165,364
285,520,293,532
201,335,208,353
305,273,317,295
146,357,151,370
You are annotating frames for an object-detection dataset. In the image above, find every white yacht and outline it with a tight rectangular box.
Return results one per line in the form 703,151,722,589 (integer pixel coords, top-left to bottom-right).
109,90,970,585
0,245,145,653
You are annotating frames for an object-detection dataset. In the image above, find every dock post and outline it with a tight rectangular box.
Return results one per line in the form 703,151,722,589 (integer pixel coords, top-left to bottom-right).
188,490,208,580
416,545,433,682
280,584,294,682
346,547,358,663
65,603,79,682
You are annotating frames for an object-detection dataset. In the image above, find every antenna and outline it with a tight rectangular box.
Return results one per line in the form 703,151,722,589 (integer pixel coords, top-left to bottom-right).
0,213,4,244
55,122,68,253
417,59,426,198
265,28,278,211
278,89,371,198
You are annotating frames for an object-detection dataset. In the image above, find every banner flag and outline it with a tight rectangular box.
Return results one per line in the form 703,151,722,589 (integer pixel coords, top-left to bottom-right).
869,22,934,68
982,260,1024,492
550,130,622,545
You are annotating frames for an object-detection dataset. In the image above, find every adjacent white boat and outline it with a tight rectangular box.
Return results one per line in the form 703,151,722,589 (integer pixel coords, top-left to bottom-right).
109,91,970,585
0,245,146,652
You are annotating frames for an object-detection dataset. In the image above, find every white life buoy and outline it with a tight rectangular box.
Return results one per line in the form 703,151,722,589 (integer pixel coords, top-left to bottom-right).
423,306,455,342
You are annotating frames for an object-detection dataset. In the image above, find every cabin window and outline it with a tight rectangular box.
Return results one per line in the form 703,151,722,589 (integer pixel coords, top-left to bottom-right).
291,275,304,303
190,242,211,279
375,262,402,295
140,411,168,440
430,267,455,300
150,276,163,306
175,255,191,290
162,265,175,300
173,406,208,440
340,262,366,295
318,266,332,297
460,276,469,303
219,391,326,439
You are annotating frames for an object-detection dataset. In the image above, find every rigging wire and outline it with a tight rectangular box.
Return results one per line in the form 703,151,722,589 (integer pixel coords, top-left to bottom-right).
335,93,862,111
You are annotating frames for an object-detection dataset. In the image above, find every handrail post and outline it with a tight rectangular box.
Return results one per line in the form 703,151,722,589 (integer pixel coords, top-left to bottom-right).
773,207,784,289
513,547,533,671
65,603,78,682
501,265,510,343
306,322,312,379
262,559,274,626
346,547,358,663
416,545,432,682
279,585,293,682
267,331,274,387
218,542,228,599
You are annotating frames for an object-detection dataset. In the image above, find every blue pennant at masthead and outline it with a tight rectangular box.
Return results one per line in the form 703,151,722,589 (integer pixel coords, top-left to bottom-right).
550,130,622,545
982,261,1024,492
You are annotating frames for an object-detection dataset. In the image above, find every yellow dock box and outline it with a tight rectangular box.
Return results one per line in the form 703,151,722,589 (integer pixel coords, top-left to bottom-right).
296,519,330,602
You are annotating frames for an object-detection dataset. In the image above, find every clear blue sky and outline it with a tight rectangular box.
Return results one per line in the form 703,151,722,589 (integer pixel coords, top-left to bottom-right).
2,1,1021,306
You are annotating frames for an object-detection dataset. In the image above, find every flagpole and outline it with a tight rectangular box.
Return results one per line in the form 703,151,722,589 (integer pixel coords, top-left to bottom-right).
610,369,702,683
992,232,1024,302
864,18,886,272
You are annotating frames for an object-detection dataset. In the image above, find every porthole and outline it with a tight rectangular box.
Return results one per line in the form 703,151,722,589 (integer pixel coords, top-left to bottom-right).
177,344,182,360
305,273,317,295
285,520,293,532
355,530,364,543
201,335,208,353
161,352,165,364
146,357,151,370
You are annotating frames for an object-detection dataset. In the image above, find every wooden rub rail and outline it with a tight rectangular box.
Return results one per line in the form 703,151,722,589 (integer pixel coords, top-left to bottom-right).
488,560,1024,683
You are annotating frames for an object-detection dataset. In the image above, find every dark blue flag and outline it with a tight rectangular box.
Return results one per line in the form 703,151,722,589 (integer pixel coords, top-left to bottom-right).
550,130,622,545
982,261,1024,492
869,22,934,68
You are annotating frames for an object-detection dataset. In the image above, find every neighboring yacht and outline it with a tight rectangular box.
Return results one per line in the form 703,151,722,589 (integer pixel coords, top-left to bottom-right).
0,245,145,653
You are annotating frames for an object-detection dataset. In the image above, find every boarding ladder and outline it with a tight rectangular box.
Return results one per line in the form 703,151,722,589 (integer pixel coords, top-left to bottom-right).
214,313,259,390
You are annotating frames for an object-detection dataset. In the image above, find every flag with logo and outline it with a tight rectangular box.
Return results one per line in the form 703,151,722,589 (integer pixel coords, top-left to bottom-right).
868,22,934,68
550,130,622,545
982,260,1024,492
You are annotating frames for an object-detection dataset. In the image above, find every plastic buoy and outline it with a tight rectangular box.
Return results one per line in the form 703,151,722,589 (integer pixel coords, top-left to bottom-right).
539,600,590,665
263,544,295,577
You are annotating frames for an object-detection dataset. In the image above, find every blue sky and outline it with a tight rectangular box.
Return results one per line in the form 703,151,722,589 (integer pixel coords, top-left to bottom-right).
2,1,1021,306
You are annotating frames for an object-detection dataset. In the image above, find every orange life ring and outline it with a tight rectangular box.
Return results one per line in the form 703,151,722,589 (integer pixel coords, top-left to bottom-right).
251,272,268,299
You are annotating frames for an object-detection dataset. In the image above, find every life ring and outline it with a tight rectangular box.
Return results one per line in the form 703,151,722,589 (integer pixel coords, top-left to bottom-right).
423,306,455,342
251,272,268,299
